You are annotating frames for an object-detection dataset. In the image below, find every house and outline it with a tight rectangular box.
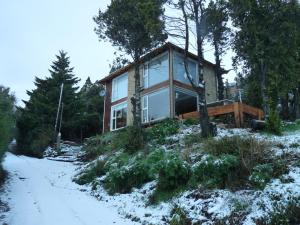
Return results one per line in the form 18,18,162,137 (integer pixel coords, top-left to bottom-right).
99,42,219,132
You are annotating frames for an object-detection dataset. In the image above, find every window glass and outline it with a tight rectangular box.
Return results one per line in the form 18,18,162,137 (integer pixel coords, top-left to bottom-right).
112,73,128,102
175,89,197,116
173,53,197,85
143,53,168,88
142,88,169,122
111,102,127,130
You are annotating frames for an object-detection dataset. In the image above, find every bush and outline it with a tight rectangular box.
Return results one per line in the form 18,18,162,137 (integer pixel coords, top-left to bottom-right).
203,136,271,173
169,206,192,225
249,163,273,189
146,119,180,144
116,126,144,154
266,109,282,135
104,159,151,194
192,154,239,188
74,160,106,185
184,133,202,147
183,118,199,126
157,154,191,191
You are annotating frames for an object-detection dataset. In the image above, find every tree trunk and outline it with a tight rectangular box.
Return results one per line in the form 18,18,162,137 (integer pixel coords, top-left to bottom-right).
281,94,289,120
131,55,142,128
259,60,269,118
214,40,224,100
194,3,215,138
293,87,300,119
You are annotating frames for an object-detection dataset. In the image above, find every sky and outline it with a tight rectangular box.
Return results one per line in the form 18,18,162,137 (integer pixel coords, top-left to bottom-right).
0,0,236,106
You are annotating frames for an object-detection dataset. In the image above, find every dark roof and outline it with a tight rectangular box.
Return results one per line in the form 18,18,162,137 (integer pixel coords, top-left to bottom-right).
98,42,219,84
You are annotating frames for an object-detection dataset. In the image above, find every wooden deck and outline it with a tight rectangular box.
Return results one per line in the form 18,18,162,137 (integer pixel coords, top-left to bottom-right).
179,102,264,128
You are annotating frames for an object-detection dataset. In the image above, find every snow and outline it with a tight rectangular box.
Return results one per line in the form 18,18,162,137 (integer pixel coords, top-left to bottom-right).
0,153,137,225
1,125,299,225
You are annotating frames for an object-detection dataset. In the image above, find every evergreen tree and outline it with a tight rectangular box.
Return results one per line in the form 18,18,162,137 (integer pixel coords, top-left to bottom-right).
16,51,82,157
79,77,104,139
229,0,300,117
206,0,231,100
0,85,15,180
94,0,167,130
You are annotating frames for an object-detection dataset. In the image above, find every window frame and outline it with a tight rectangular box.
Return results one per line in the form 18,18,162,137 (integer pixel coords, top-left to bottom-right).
141,88,170,123
112,72,128,102
142,52,169,89
110,101,127,131
173,52,198,85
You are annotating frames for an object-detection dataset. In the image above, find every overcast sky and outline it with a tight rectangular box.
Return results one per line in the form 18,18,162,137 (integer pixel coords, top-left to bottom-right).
0,0,236,106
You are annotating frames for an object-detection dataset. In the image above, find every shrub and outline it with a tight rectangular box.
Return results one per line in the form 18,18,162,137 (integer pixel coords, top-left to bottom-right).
157,154,191,191
249,163,273,189
104,159,151,194
169,206,192,225
116,126,144,154
203,136,271,173
267,197,300,225
282,120,300,133
266,109,282,135
184,133,202,147
74,160,106,185
146,119,180,144
192,154,239,188
183,118,199,126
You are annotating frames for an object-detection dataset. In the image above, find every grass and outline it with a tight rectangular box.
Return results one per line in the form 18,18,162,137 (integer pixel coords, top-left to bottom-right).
282,120,300,133
74,160,106,185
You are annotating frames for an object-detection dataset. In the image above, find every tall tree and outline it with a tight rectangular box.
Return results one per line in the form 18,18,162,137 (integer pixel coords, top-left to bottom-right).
79,77,104,139
94,0,167,131
0,85,15,180
16,51,82,157
170,0,215,137
229,0,300,117
206,0,230,100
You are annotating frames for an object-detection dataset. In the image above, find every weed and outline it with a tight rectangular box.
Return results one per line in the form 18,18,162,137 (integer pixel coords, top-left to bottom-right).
169,205,192,225
74,160,106,185
146,119,180,144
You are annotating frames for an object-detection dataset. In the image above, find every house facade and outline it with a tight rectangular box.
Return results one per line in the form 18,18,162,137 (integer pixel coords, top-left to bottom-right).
99,42,219,132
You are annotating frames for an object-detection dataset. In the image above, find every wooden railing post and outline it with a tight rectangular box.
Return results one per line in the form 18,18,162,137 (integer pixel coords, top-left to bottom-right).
239,103,244,127
233,102,241,127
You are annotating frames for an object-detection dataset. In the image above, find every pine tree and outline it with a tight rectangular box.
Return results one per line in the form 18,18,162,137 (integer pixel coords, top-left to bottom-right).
16,51,82,156
79,77,104,139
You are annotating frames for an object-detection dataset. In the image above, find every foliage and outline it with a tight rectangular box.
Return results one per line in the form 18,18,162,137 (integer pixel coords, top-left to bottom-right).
265,109,282,135
16,51,82,157
169,206,192,225
229,0,300,113
74,160,106,185
0,86,15,181
206,0,231,100
94,0,167,130
94,0,167,59
203,136,271,173
79,77,104,139
192,154,239,188
118,126,145,153
104,157,151,194
146,119,180,144
282,120,300,133
157,153,191,191
183,118,199,126
267,197,300,225
249,163,273,189
184,133,202,147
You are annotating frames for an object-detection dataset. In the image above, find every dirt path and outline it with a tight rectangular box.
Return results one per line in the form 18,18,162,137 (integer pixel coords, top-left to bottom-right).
0,153,135,225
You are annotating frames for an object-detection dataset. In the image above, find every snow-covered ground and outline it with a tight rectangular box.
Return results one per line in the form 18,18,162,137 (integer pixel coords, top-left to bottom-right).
0,153,137,225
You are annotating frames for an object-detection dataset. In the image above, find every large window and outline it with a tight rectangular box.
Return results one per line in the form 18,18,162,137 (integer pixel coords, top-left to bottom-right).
175,88,197,116
112,73,128,102
173,53,197,85
142,88,170,123
111,102,127,131
143,53,169,88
